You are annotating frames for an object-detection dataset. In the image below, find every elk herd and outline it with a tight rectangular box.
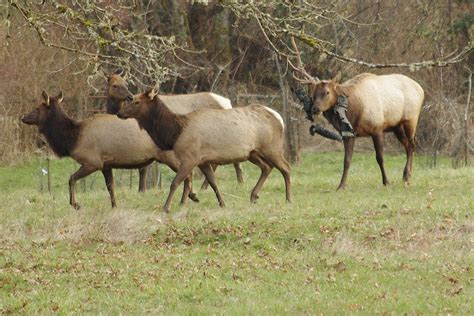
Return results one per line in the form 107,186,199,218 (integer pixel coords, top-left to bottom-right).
21,69,425,212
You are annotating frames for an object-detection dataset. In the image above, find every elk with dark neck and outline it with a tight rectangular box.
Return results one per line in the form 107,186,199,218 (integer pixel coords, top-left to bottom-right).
21,90,198,210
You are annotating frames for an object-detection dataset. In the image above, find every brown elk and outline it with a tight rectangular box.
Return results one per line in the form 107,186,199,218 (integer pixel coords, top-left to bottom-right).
307,73,424,189
21,91,197,209
106,69,149,193
117,87,291,212
106,69,134,113
159,92,244,189
106,71,244,188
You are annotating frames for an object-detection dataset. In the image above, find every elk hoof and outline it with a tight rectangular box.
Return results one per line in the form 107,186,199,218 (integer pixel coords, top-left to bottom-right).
189,193,200,203
336,185,345,191
72,203,81,210
219,201,226,208
250,194,259,203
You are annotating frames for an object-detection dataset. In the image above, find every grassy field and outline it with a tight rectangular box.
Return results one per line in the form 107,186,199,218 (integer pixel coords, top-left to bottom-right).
0,151,472,314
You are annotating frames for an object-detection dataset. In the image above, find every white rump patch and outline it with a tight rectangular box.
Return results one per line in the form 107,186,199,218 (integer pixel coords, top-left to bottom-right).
210,93,232,109
263,106,284,129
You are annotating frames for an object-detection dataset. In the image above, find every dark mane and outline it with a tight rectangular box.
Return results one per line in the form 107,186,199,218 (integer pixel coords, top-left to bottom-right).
39,102,80,157
106,97,123,114
139,97,187,151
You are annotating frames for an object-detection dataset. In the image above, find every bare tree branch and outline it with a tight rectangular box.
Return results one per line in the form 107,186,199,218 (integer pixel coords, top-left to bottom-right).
222,1,473,72
7,0,193,89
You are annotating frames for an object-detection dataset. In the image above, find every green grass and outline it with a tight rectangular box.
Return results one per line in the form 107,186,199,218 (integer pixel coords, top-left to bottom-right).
0,151,472,314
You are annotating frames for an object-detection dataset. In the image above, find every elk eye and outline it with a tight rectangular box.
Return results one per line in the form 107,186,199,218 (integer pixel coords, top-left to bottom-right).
112,84,118,88
325,91,330,95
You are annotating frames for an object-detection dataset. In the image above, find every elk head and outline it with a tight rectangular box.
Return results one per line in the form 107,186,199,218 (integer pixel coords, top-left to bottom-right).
107,68,134,102
308,78,340,114
117,85,158,120
21,91,63,126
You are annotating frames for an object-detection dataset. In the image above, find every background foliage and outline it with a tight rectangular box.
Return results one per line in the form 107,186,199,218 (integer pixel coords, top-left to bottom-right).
0,0,472,164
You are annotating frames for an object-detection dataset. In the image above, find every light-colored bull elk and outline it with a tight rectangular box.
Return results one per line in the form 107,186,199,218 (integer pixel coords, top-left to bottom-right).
117,87,291,212
21,91,197,209
308,73,425,189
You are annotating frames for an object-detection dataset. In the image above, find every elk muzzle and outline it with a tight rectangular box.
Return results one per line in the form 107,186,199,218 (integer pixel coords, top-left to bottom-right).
20,110,39,125
117,106,133,119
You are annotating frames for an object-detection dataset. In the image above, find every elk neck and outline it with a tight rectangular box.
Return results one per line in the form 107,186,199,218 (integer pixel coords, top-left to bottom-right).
106,96,124,115
141,97,187,151
39,105,80,157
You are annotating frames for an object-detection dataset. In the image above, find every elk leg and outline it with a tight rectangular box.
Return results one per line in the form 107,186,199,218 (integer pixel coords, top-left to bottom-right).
338,137,355,190
180,174,195,205
265,153,292,202
187,169,199,202
69,165,98,210
372,133,389,186
163,163,195,213
138,166,148,193
393,125,411,183
248,153,272,203
102,168,116,208
200,164,217,191
198,163,225,208
403,122,417,184
234,162,244,184
162,156,199,203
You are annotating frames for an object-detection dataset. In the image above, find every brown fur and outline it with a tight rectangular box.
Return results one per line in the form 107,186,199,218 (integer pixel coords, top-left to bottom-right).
159,92,231,113
118,88,291,212
106,69,134,114
309,73,425,189
22,91,197,210
110,73,244,186
157,92,244,187
105,69,149,193
131,95,188,151
36,100,80,157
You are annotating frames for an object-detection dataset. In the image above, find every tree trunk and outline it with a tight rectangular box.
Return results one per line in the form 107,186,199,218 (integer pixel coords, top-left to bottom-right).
274,54,300,164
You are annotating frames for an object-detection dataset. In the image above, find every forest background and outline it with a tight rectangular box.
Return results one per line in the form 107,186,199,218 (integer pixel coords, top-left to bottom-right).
0,0,472,166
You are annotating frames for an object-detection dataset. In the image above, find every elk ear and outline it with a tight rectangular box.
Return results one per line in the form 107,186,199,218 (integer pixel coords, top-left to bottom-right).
114,68,124,76
147,84,159,100
56,91,64,103
42,91,50,107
